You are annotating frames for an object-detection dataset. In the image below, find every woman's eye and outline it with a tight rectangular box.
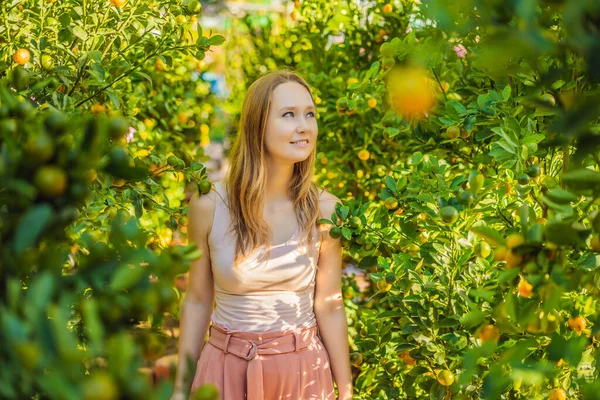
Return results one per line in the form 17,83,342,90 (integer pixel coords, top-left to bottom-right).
284,111,315,117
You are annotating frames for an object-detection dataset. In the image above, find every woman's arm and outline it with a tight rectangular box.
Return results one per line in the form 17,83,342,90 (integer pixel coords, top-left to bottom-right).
171,191,216,398
314,191,353,400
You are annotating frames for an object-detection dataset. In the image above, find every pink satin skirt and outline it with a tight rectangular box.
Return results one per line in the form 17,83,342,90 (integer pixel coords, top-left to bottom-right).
190,323,336,400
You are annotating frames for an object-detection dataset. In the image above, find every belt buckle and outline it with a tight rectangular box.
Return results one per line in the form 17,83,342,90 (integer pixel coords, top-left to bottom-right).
243,340,257,361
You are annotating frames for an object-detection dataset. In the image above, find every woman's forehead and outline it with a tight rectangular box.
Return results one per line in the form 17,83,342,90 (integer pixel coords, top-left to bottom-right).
271,81,313,107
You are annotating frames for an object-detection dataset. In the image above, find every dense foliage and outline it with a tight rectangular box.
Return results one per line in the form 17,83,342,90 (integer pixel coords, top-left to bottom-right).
224,0,600,398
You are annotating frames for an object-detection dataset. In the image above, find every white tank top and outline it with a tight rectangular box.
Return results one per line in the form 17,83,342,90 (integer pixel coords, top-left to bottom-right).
208,181,321,332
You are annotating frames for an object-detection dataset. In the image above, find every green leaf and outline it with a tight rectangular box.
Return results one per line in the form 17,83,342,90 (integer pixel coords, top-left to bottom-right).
460,310,487,328
341,227,352,240
183,247,202,261
411,152,423,165
81,298,104,347
545,221,583,246
134,198,143,219
519,204,535,233
386,127,400,138
358,255,378,269
429,382,446,400
132,71,153,86
502,85,511,101
385,175,397,193
447,99,467,115
544,188,579,204
365,61,380,79
13,204,54,254
468,288,495,302
336,204,349,220
438,318,459,327
499,127,520,148
577,253,600,271
562,168,600,191
109,265,145,291
207,34,226,46
73,26,88,40
498,268,519,284
470,225,506,246
376,310,403,319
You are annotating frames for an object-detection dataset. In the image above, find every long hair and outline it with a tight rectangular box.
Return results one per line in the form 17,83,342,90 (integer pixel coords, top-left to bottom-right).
224,69,322,265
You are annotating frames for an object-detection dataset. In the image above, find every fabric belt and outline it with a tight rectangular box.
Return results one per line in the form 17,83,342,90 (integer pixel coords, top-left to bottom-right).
207,323,319,400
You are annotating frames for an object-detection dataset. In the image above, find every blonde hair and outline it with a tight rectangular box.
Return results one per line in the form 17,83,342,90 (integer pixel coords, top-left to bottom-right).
224,69,323,264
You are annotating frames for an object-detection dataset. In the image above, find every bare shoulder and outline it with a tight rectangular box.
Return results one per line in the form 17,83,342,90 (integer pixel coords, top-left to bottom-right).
318,188,342,223
188,182,219,236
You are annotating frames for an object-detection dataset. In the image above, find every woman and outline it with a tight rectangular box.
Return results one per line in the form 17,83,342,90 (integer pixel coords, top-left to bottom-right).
170,70,353,400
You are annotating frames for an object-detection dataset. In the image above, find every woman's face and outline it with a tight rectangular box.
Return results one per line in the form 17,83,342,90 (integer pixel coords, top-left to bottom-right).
264,81,318,164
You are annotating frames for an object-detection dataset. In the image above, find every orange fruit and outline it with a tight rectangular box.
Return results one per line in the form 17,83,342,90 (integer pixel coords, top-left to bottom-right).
568,316,586,335
549,388,566,400
493,246,507,262
388,66,437,120
358,149,370,161
479,324,500,342
377,279,392,292
91,103,106,114
468,172,485,194
384,197,398,210
446,126,460,139
504,251,523,269
290,10,299,20
556,358,564,367
14,48,31,65
110,0,126,7
83,169,98,183
155,57,166,71
399,351,416,366
34,166,68,198
186,0,201,13
198,180,212,194
41,54,54,70
25,132,55,163
517,279,533,298
177,111,188,125
440,206,459,224
343,286,355,299
506,233,524,249
437,370,455,386
539,93,556,107
382,3,393,13
474,241,491,258
112,178,126,187
368,98,377,108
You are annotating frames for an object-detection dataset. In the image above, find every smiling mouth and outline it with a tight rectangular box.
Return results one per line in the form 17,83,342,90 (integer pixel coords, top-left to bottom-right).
290,140,309,144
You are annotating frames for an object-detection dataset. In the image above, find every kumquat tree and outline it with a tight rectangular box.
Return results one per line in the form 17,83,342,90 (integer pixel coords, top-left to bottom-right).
1,0,600,399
